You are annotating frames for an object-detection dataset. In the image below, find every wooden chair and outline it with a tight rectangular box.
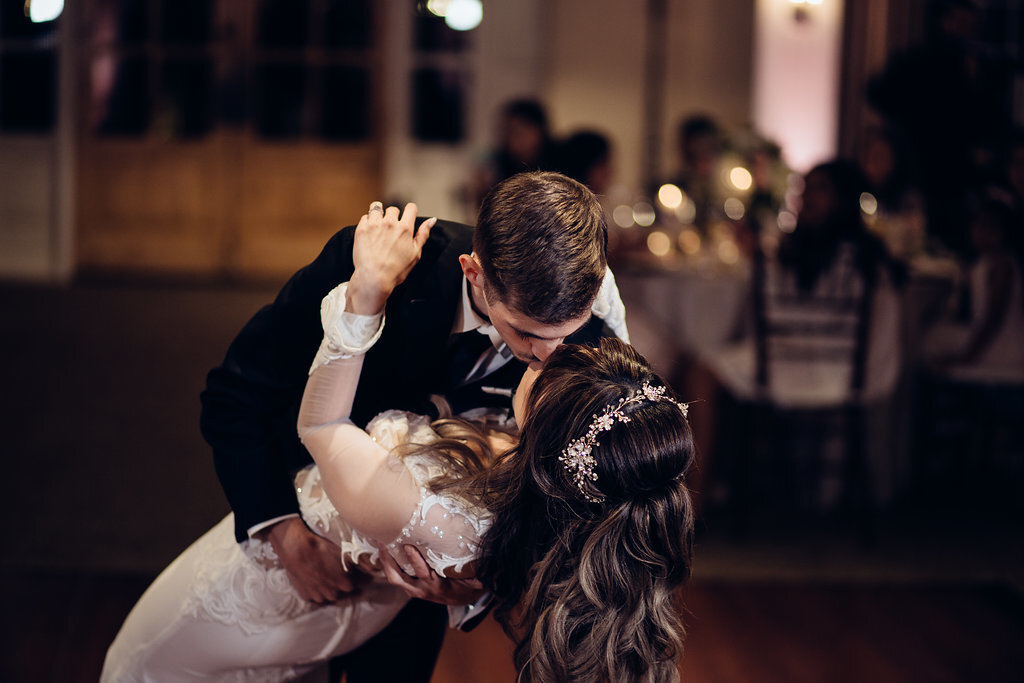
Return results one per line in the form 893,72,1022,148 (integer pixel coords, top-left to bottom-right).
726,242,900,541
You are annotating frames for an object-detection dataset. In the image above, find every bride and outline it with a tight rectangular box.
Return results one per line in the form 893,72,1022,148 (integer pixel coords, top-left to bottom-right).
103,209,696,682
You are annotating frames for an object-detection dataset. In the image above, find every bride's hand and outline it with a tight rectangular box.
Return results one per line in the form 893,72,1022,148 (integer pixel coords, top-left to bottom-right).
376,544,485,606
347,202,437,315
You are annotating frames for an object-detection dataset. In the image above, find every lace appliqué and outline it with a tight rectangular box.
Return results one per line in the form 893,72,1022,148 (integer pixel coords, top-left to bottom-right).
313,410,492,577
181,517,336,636
309,282,385,374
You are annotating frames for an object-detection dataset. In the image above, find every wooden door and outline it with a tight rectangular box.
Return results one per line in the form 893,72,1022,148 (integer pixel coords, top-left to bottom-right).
76,0,381,279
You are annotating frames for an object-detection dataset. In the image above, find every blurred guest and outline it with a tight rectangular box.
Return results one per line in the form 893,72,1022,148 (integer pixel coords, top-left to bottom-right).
867,0,1004,258
1004,131,1024,223
556,129,613,196
470,98,558,208
689,160,905,510
746,137,787,224
859,125,922,216
925,195,1024,380
775,160,905,298
858,126,926,260
667,114,727,233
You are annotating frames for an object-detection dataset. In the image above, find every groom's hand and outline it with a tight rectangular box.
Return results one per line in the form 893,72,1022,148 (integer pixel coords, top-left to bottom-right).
377,544,486,606
347,202,437,315
264,517,360,604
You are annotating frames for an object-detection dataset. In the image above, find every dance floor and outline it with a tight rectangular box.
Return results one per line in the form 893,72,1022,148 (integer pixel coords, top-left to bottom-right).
2,571,1021,682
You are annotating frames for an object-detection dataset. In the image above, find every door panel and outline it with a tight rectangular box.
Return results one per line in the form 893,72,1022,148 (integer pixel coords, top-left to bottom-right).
75,0,380,279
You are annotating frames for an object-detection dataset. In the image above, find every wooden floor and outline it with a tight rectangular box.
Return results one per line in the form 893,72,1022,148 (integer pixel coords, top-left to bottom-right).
3,571,1021,683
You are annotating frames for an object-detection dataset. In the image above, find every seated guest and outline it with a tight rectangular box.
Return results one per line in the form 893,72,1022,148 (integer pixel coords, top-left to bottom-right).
556,129,614,196
858,125,927,258
925,195,1024,382
470,98,558,209
666,114,727,233
706,159,905,406
686,160,905,509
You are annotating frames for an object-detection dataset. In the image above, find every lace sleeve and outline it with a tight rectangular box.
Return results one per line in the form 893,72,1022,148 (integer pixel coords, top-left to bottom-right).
298,282,491,568
366,412,491,577
386,492,490,578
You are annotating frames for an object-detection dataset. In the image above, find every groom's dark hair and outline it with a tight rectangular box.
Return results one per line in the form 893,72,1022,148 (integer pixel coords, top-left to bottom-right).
474,171,607,325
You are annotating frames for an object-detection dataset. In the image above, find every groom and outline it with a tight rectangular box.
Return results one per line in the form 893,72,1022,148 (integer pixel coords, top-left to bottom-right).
200,171,626,681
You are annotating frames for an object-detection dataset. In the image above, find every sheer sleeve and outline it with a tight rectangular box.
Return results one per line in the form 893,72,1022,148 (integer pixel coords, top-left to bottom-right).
297,284,422,542
297,284,490,563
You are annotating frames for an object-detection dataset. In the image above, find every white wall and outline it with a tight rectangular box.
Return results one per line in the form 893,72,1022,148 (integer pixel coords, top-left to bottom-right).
543,0,755,193
0,5,74,282
388,0,757,216
381,0,546,223
0,138,58,279
752,0,845,173
541,0,648,191
663,0,755,174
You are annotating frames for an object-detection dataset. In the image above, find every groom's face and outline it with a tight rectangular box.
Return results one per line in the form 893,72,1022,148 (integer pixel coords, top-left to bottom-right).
484,296,591,365
459,253,591,365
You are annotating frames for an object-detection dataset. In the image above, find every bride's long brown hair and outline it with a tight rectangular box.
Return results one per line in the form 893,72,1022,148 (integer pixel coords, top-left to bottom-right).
423,339,695,682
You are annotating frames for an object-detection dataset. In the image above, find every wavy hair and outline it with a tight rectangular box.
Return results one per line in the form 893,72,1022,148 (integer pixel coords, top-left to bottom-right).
465,339,696,682
392,340,695,680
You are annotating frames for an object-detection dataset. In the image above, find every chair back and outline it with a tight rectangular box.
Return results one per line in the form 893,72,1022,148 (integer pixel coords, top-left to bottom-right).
752,242,877,408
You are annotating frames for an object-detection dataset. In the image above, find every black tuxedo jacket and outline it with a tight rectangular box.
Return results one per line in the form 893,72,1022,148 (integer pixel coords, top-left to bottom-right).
200,219,610,542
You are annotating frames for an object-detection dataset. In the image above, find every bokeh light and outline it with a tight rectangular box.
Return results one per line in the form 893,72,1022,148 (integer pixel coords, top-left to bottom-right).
647,231,672,257
718,239,740,265
613,205,635,228
633,202,656,227
678,228,701,255
859,192,878,216
729,166,753,191
444,0,482,30
27,0,63,22
786,172,805,193
658,183,684,210
724,197,746,221
777,210,797,233
677,198,696,224
426,0,453,17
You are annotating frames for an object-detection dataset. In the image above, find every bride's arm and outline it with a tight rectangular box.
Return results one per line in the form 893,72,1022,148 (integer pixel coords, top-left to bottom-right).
298,205,437,542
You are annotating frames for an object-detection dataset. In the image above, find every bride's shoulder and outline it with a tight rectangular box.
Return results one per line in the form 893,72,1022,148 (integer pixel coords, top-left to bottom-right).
365,410,437,451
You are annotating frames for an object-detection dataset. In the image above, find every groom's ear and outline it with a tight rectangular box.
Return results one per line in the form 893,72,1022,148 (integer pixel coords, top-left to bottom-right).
458,253,486,289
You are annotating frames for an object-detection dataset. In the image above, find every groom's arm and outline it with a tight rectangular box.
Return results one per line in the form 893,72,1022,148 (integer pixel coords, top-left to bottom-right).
201,227,359,542
200,228,368,603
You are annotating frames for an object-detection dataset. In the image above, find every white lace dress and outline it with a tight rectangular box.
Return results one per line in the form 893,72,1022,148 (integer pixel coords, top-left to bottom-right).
103,411,490,679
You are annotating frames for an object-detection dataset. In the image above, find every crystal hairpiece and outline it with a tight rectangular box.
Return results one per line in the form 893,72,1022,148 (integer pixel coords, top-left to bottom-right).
558,382,689,503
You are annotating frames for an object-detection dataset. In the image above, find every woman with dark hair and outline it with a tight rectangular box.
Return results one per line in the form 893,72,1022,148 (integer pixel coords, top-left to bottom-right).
295,316,695,682
778,159,903,294
470,98,559,210
925,195,1024,378
556,129,613,195
693,159,905,474
474,341,694,680
103,209,695,682
492,98,557,183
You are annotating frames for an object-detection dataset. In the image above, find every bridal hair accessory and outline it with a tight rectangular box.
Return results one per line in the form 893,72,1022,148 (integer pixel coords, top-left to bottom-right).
559,382,689,502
